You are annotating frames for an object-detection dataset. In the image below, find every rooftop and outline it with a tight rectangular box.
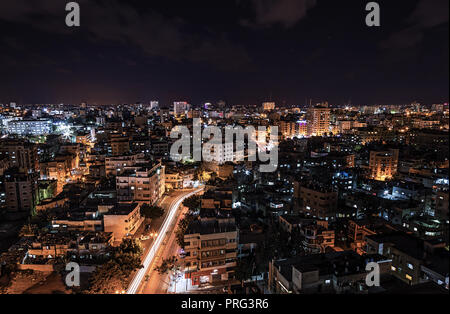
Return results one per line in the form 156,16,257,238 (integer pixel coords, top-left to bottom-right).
186,219,237,235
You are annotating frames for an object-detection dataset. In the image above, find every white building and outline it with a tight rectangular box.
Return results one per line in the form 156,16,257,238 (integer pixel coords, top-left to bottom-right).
7,119,52,136
173,101,190,116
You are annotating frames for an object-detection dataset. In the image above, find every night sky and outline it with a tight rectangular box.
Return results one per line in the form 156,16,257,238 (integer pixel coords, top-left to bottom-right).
0,0,448,106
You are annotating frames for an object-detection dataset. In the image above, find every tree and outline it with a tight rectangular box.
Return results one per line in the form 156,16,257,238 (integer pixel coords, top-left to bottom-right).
140,204,164,220
175,212,197,248
235,254,255,284
86,239,143,294
87,260,129,294
119,238,143,257
182,195,201,211
154,256,178,275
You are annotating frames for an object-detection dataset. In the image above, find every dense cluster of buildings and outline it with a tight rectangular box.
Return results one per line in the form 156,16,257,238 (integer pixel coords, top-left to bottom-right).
0,100,448,294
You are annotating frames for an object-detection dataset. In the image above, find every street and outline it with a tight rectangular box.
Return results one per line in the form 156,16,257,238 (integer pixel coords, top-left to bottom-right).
127,187,204,294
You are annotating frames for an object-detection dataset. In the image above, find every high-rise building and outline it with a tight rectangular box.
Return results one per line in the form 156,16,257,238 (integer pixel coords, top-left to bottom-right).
116,162,165,205
298,120,308,136
173,101,190,117
307,104,331,136
4,169,39,214
39,160,70,194
262,102,275,111
150,101,159,110
369,149,399,181
109,133,130,156
298,183,338,220
183,213,237,286
205,131,245,165
0,139,39,173
277,121,297,139
105,153,145,177
7,119,52,136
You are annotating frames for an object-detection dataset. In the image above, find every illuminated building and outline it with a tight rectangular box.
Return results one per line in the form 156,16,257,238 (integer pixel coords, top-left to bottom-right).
105,153,146,177
184,215,237,286
301,220,335,254
4,168,39,214
174,101,190,117
0,139,39,173
7,119,52,136
39,160,69,194
307,104,330,136
277,121,297,139
369,149,399,181
104,203,143,245
298,120,308,136
110,133,130,156
268,251,391,294
115,162,165,205
366,233,449,288
150,101,159,110
262,102,275,111
298,183,338,220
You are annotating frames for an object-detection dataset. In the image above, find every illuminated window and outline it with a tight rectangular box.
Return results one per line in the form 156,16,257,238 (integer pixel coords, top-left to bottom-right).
405,274,412,281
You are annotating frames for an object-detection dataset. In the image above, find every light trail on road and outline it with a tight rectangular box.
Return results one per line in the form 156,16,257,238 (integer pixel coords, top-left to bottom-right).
127,187,204,294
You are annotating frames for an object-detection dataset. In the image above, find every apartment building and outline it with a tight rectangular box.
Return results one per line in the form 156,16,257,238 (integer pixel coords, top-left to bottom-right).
358,127,396,145
268,250,391,294
201,188,233,211
347,219,377,255
174,101,190,116
301,220,335,254
184,216,238,286
39,160,69,194
307,104,331,136
26,231,114,261
7,119,52,136
366,232,449,288
105,153,145,176
150,140,170,158
116,162,165,204
369,149,399,181
262,102,275,111
298,184,338,220
103,203,143,245
209,141,245,165
4,168,39,214
277,121,297,139
52,213,103,232
165,169,195,190
109,133,130,156
0,139,38,173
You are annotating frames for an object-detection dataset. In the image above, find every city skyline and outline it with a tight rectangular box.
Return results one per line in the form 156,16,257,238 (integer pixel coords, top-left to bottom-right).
0,0,448,301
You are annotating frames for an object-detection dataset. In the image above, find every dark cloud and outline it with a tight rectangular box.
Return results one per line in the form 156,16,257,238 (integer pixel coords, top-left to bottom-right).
241,0,316,28
0,0,252,71
380,0,449,49
0,0,447,105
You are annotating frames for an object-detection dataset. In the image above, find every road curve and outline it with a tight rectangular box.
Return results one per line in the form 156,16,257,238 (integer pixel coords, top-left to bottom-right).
127,187,204,294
